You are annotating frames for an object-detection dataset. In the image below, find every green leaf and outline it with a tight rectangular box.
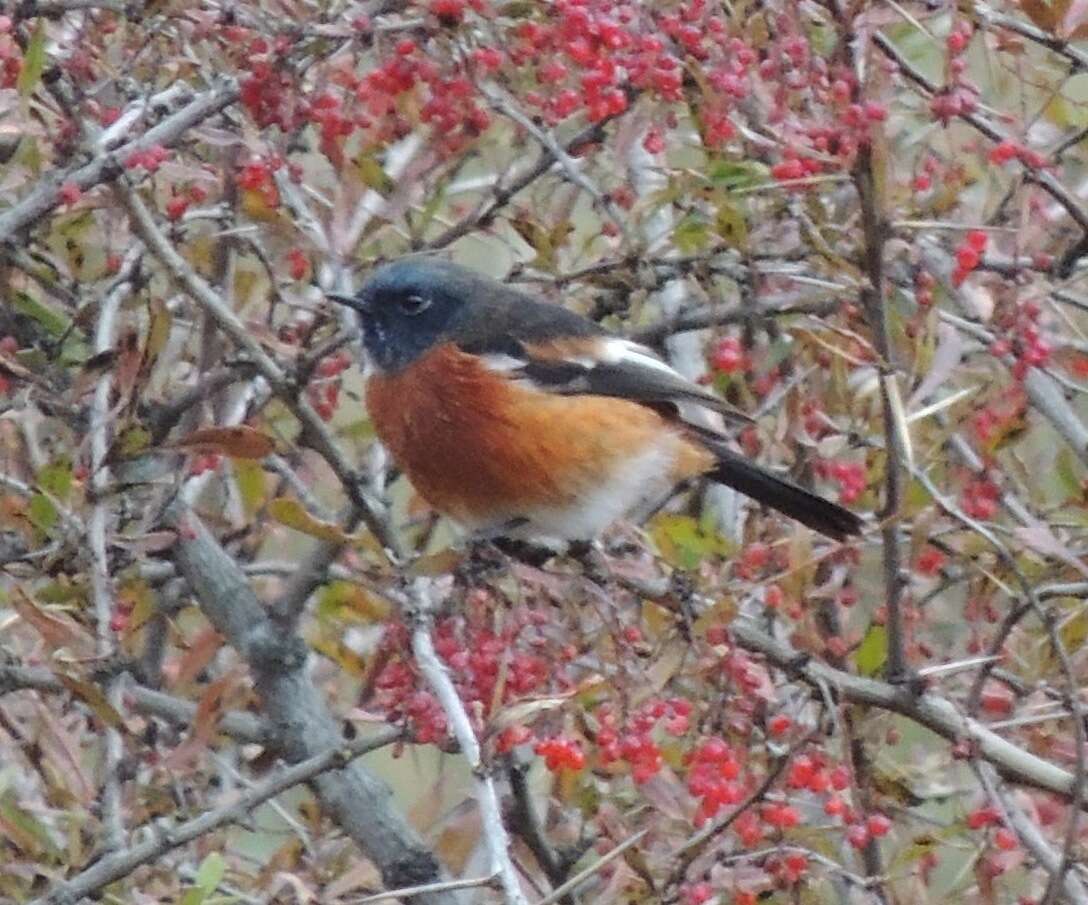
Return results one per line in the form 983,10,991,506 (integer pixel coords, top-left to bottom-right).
194,851,226,892
707,158,768,190
673,215,711,254
1055,447,1083,502
232,459,267,517
17,22,46,98
714,199,748,250
649,514,730,569
268,496,350,543
10,291,71,337
145,296,172,368
355,153,393,194
37,459,73,500
113,424,152,459
855,624,888,677
27,494,58,534
0,791,58,857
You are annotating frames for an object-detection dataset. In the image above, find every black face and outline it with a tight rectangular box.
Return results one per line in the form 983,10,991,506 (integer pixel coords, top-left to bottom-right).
339,258,473,373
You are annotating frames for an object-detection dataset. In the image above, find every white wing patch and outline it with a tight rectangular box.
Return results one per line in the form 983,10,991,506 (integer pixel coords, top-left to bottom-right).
599,338,685,378
479,352,527,373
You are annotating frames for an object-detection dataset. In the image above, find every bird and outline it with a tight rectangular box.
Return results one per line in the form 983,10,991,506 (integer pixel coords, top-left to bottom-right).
326,257,862,545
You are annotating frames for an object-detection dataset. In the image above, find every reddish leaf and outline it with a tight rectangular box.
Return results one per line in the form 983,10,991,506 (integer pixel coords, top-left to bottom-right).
170,425,275,459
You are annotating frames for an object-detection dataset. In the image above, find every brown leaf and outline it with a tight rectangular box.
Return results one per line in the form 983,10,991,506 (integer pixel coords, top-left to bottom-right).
56,675,127,731
33,699,96,802
170,425,275,459
164,669,241,770
170,625,225,688
11,587,94,656
1020,0,1060,31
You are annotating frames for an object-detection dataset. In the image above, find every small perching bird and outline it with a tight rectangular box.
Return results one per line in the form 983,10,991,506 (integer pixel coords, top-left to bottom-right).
327,257,862,545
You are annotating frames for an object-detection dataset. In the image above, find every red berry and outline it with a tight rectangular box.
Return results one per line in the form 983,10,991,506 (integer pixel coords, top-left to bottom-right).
867,813,892,837
846,823,871,849
58,181,82,205
768,714,792,736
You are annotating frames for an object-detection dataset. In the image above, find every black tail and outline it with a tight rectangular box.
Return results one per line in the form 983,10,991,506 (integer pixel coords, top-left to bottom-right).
706,445,862,541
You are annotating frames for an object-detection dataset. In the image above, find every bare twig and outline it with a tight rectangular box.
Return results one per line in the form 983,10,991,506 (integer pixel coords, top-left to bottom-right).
974,763,1088,905
354,874,501,904
88,245,142,852
532,829,648,905
29,728,401,905
407,578,528,905
0,79,239,244
729,619,1082,802
425,118,609,250
481,86,630,243
0,662,267,743
118,183,397,553
171,510,464,904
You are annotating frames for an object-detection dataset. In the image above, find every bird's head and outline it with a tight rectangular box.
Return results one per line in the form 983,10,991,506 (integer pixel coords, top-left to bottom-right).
327,257,476,373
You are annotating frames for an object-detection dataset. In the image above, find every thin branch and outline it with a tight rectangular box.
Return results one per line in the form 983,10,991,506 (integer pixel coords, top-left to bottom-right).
0,79,239,244
0,662,268,743
118,182,398,554
532,829,648,905
425,118,609,251
29,728,401,905
853,133,907,681
354,874,501,904
88,244,142,852
872,30,1088,234
729,619,1082,803
631,298,839,346
973,762,1088,905
481,85,630,243
407,578,529,905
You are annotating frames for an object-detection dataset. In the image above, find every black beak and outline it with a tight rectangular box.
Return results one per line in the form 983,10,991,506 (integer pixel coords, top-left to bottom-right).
326,291,371,315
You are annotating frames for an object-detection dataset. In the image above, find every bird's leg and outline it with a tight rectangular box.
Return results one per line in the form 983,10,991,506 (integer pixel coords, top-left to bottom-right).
454,537,509,587
566,539,612,586
491,537,557,569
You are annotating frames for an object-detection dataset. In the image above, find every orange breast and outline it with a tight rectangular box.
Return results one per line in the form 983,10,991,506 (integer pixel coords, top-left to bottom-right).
365,344,713,530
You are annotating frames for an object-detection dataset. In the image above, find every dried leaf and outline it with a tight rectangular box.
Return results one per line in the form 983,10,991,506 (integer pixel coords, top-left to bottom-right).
170,425,275,459
56,675,127,731
171,625,225,688
165,670,240,770
10,587,94,655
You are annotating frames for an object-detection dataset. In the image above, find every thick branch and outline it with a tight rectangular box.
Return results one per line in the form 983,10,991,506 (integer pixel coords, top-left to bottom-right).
171,510,465,904
730,619,1082,802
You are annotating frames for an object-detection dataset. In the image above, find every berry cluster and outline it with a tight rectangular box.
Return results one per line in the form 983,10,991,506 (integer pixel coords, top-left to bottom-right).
307,350,351,421
0,16,21,88
597,696,692,783
685,737,744,825
952,229,988,286
961,475,1001,520
534,735,586,772
369,605,569,745
989,300,1050,381
237,155,283,210
814,459,867,504
929,21,979,124
124,144,171,173
989,139,1048,170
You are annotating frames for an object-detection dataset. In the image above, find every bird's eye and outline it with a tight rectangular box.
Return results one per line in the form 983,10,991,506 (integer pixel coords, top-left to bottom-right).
399,294,431,316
